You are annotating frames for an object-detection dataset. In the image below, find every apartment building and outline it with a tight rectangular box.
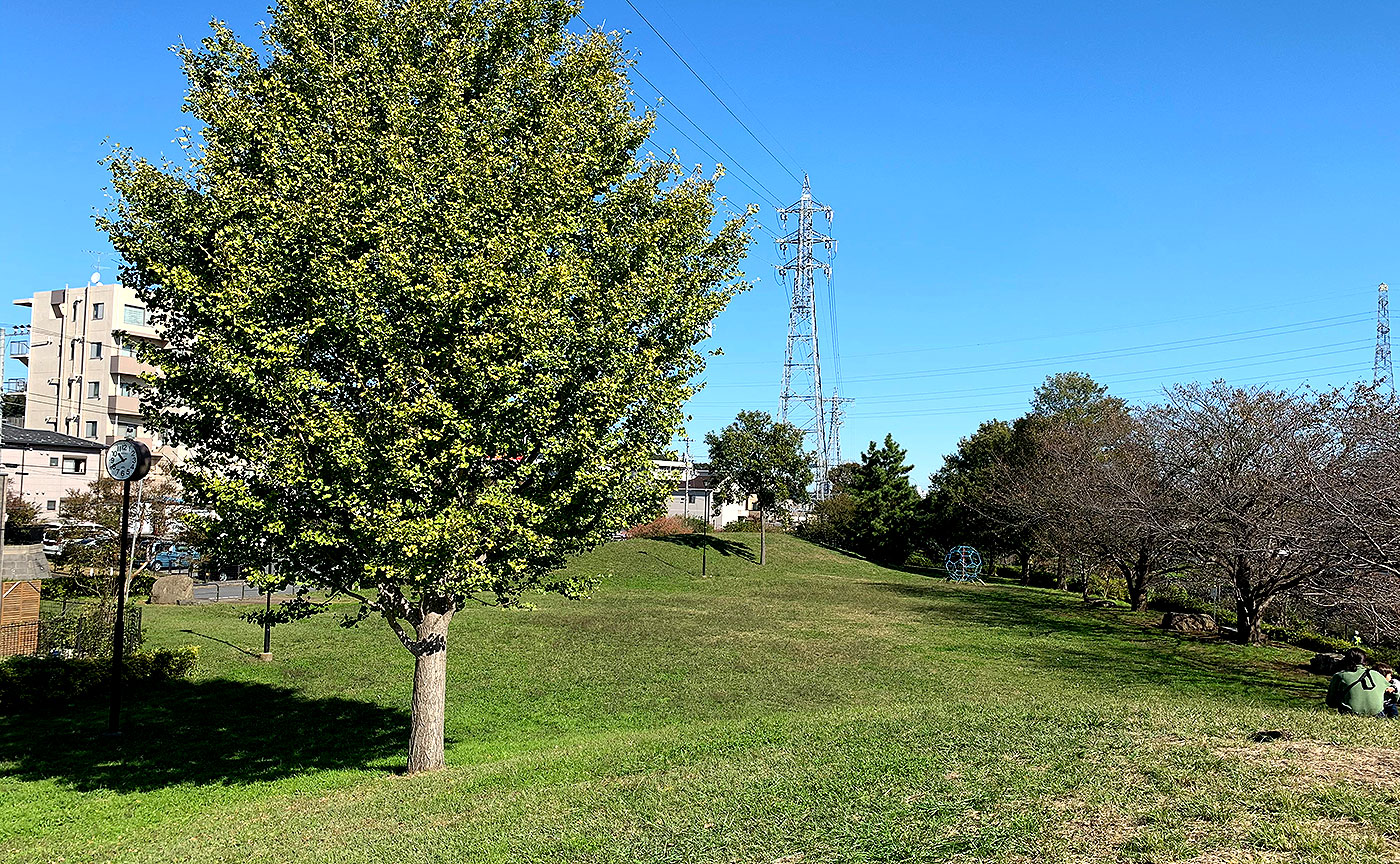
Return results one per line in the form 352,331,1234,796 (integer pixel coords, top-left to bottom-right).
13,281,163,449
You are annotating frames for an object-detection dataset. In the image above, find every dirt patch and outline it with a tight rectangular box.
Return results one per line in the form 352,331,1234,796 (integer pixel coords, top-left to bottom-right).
1042,797,1142,861
1213,741,1400,789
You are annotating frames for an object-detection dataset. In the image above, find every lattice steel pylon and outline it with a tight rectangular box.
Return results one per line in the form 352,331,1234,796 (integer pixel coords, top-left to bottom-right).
777,176,836,499
1376,282,1392,392
827,390,853,471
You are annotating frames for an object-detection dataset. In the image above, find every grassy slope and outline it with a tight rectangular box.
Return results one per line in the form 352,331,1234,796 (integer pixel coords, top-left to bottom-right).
3,533,1398,863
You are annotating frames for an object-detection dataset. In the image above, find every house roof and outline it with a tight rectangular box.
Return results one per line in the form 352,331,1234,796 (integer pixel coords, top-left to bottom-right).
1,426,107,453
1,545,51,581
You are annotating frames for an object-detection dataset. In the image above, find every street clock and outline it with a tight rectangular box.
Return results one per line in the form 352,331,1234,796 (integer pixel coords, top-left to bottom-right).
106,438,152,483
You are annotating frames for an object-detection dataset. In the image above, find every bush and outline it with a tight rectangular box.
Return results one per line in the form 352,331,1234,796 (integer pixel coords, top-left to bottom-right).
0,646,199,714
625,515,707,539
722,518,761,532
1266,627,1352,655
1147,585,1205,614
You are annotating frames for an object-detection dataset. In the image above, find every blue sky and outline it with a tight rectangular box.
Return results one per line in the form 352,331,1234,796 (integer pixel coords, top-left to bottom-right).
3,1,1398,481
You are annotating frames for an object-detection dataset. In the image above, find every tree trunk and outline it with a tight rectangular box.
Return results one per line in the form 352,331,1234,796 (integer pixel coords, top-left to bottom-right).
1055,554,1067,591
759,509,766,565
406,608,455,774
1018,549,1031,585
1127,551,1151,612
1235,596,1270,645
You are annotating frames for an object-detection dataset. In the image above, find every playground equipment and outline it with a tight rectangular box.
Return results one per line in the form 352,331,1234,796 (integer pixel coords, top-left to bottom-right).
944,545,985,584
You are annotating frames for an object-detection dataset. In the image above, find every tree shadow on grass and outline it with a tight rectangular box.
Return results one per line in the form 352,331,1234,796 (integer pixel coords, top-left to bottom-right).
653,534,757,562
0,678,409,792
864,579,1327,705
180,628,260,657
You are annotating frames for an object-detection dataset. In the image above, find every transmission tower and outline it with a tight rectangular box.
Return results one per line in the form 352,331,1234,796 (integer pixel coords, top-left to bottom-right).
1376,282,1392,392
827,390,853,470
777,176,836,499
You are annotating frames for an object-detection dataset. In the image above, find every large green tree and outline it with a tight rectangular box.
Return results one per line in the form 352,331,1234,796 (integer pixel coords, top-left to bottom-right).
705,411,811,565
101,0,749,772
925,419,1014,568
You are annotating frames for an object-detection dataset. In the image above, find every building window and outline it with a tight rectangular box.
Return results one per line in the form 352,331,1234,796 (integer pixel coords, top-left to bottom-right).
61,457,86,475
48,457,58,467
123,305,146,326
90,342,102,359
122,424,138,438
85,420,97,438
88,381,100,399
92,303,105,320
119,379,139,397
46,500,56,511
118,336,137,358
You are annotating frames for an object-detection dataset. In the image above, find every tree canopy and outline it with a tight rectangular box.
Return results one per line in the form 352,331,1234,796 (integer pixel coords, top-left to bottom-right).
705,410,811,564
101,0,750,771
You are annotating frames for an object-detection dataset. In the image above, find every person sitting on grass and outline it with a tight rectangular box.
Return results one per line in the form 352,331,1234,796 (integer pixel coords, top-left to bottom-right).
1377,663,1400,719
1326,649,1387,717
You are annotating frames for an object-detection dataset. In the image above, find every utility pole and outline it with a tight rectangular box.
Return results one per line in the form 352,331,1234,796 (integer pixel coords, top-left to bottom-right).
1376,283,1393,393
777,176,836,500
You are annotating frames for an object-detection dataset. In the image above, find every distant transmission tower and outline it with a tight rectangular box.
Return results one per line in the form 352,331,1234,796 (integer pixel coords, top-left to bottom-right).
827,390,853,471
1376,282,1393,392
777,176,836,499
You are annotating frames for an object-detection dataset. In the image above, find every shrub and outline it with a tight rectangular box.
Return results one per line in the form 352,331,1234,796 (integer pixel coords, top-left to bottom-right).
1266,627,1352,655
0,645,199,714
625,515,707,539
722,518,761,532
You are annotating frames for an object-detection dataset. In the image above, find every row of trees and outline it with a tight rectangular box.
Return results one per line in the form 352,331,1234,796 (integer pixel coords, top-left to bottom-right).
799,372,1400,646
924,373,1400,644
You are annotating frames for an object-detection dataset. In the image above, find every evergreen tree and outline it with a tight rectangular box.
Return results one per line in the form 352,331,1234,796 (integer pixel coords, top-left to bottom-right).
846,435,922,566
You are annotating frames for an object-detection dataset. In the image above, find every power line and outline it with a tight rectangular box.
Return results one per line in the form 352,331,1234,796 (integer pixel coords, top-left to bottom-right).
649,0,806,175
698,339,1369,407
620,0,803,185
688,361,1375,422
694,311,1370,388
631,73,786,209
712,285,1376,367
577,13,786,209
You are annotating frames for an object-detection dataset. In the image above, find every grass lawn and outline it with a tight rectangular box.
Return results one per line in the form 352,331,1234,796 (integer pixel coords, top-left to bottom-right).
3,532,1398,863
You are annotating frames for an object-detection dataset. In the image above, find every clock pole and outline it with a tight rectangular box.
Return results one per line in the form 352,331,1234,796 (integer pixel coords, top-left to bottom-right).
109,476,132,735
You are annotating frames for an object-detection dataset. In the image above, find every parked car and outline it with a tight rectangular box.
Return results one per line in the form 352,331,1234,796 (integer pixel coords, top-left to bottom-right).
42,530,65,557
148,543,201,572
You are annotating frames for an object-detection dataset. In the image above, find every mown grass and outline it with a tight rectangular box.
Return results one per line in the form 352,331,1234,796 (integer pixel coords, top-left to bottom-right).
2,533,1398,863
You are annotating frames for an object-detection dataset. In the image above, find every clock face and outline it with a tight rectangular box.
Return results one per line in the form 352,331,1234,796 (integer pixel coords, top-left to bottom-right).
107,439,143,481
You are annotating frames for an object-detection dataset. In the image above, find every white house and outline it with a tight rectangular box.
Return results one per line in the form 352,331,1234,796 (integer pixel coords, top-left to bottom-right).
653,458,753,529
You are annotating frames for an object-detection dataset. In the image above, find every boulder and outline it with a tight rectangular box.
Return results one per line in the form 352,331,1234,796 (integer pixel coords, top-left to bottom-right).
149,574,195,605
1309,652,1348,675
1162,612,1218,634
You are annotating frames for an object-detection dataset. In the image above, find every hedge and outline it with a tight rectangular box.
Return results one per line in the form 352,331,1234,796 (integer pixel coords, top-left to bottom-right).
0,646,200,714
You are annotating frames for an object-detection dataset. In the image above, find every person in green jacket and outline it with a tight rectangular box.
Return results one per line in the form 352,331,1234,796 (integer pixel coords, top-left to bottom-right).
1326,650,1387,717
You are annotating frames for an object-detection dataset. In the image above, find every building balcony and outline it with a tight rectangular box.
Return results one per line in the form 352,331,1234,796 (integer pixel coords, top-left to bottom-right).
9,340,28,364
3,378,25,394
109,354,158,378
107,394,142,417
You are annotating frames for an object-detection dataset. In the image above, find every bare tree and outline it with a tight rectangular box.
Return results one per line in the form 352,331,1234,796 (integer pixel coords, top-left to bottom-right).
1154,383,1361,643
1057,408,1190,611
